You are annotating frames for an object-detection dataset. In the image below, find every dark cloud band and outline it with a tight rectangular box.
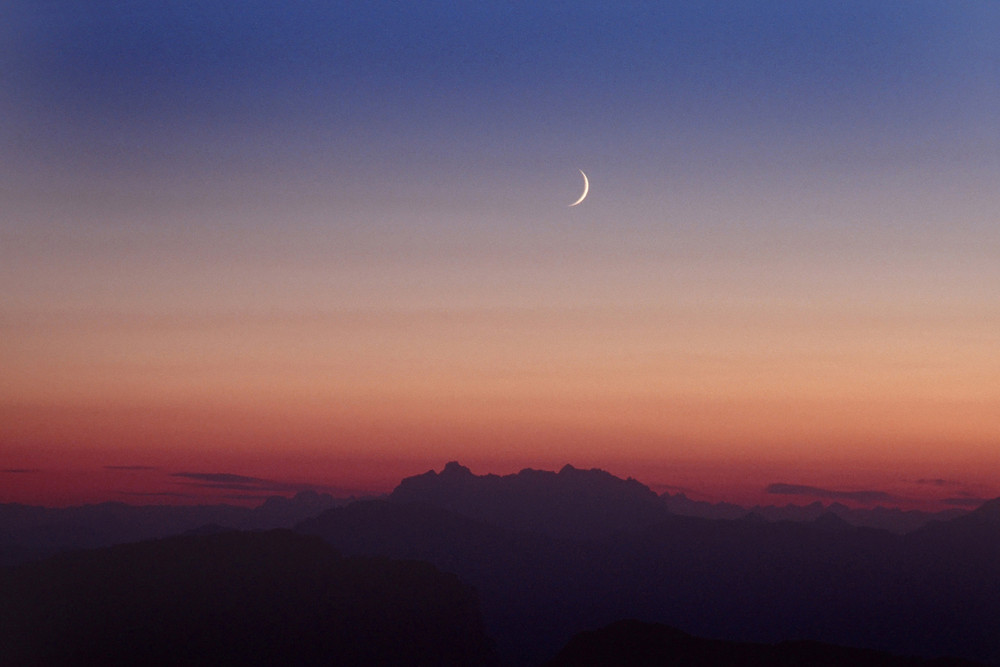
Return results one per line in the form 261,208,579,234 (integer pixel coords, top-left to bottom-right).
170,472,322,494
766,483,896,504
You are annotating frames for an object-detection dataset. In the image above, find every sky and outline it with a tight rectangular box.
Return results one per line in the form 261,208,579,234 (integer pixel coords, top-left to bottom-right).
2,1,999,508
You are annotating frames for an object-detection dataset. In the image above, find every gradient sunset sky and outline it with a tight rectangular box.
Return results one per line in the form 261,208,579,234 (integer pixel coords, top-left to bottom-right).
3,2,998,508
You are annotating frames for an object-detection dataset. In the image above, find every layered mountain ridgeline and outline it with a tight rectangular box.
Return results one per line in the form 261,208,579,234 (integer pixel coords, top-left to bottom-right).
300,475,1000,667
0,529,496,666
544,620,986,667
0,490,348,567
0,463,971,568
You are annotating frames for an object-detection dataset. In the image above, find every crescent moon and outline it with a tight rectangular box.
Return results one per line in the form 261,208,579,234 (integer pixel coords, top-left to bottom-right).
568,169,589,207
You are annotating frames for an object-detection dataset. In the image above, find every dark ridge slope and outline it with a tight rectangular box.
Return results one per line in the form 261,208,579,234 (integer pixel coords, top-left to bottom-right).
0,529,495,666
544,620,986,667
0,491,346,567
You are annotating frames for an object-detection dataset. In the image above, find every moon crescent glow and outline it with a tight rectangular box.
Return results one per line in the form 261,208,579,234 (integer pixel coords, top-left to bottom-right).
568,169,589,207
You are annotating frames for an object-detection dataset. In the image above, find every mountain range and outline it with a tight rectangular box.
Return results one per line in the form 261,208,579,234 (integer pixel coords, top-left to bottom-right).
2,463,998,666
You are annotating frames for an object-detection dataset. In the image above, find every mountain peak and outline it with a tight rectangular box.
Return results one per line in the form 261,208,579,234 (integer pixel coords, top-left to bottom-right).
812,512,852,531
441,461,473,477
390,462,666,539
968,496,1000,520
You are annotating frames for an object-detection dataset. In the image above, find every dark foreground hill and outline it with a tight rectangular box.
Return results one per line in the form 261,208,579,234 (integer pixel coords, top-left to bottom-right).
297,499,581,666
544,620,985,667
0,529,496,666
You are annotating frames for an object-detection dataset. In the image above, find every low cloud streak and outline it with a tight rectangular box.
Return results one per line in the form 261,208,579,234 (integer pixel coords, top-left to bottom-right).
171,472,322,495
766,483,896,504
941,496,988,508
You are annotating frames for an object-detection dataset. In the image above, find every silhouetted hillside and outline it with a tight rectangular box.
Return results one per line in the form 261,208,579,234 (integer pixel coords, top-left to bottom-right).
0,529,495,666
543,620,985,667
390,462,666,539
298,497,1000,667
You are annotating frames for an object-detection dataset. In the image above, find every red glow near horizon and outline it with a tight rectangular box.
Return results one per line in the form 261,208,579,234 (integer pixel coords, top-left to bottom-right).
3,422,996,512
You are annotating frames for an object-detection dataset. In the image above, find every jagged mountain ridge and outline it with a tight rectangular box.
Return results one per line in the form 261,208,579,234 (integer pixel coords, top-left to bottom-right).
390,461,665,539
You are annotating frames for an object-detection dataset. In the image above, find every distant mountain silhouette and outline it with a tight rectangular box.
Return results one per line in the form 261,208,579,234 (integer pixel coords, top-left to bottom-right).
0,529,495,666
390,462,667,539
5,464,999,666
543,620,986,667
0,490,349,566
912,496,1000,537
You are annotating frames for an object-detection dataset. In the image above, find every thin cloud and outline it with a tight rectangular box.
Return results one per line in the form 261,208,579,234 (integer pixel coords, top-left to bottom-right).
766,483,896,504
119,491,198,498
2,468,40,473
172,472,265,484
105,465,159,471
170,472,322,494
